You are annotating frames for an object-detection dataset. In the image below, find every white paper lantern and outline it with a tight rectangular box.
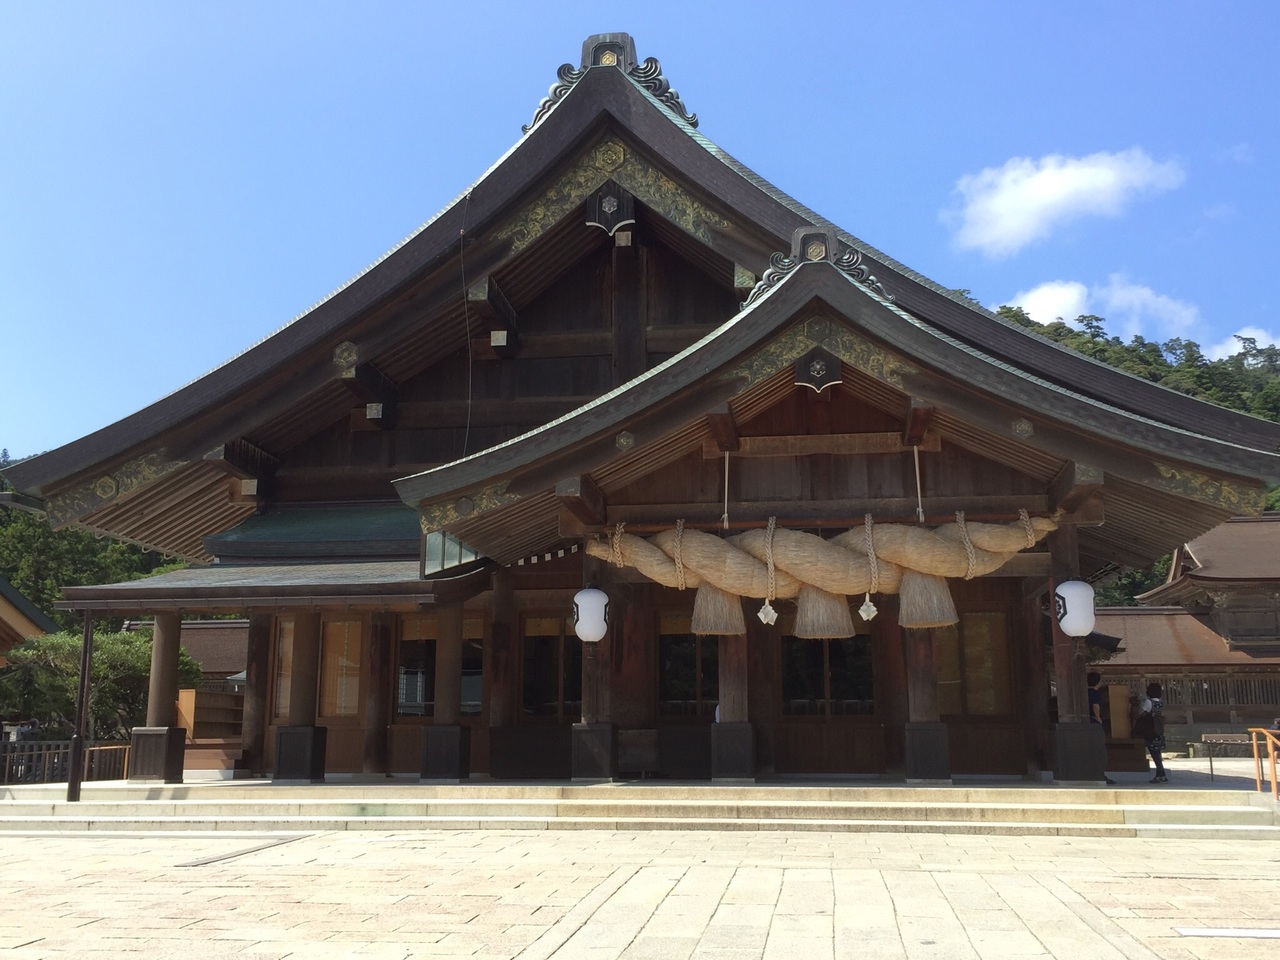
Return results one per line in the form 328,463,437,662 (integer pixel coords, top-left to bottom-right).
1054,580,1095,637
572,587,610,643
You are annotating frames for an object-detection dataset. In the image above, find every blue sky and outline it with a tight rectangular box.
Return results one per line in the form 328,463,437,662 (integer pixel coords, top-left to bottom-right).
3,2,1279,460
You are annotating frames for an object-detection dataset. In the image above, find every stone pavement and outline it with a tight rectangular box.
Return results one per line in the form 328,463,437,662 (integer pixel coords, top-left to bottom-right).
0,757,1276,960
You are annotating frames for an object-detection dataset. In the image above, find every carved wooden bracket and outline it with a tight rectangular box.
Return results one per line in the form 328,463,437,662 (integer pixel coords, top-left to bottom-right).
902,399,935,447
204,439,279,504
555,474,607,526
467,276,521,358
705,404,740,453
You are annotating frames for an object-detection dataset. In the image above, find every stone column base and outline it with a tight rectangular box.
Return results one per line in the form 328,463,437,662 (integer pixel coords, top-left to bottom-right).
572,723,617,780
1052,722,1107,783
128,726,185,784
421,725,471,781
274,725,327,782
712,722,755,781
904,721,951,782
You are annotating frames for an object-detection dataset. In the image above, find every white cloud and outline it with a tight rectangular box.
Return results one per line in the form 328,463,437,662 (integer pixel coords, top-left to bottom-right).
947,148,1185,258
1007,280,1090,324
1095,275,1199,340
1206,326,1280,361
1003,274,1199,341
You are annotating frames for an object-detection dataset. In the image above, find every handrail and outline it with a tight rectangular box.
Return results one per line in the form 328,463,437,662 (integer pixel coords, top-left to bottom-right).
1249,728,1280,802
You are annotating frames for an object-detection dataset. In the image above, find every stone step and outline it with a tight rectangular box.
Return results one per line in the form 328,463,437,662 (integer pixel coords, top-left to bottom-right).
0,813,1276,840
2,779,1276,838
2,782,1267,805
1,797,1273,826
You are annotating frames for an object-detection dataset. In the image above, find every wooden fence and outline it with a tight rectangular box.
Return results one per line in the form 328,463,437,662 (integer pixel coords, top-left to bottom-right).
1,741,130,785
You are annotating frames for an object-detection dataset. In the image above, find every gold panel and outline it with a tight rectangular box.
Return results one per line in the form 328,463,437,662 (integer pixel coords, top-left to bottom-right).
724,317,915,391
494,136,732,255
45,451,187,527
418,481,520,533
1151,464,1266,513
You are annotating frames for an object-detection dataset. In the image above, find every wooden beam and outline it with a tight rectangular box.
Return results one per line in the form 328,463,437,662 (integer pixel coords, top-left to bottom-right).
1049,461,1104,514
612,245,647,385
466,276,520,357
379,397,597,430
595,494,1050,530
902,399,935,446
705,404,740,452
555,474,607,526
701,431,941,459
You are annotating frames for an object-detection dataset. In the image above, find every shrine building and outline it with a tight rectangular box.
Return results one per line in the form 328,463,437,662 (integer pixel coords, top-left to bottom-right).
5,34,1280,785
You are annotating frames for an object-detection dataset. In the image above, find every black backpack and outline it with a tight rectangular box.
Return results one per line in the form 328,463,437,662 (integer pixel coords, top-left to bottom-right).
1133,709,1156,739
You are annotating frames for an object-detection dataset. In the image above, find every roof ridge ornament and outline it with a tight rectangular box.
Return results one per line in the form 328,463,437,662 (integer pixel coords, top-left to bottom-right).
629,57,698,128
743,226,894,306
523,34,698,134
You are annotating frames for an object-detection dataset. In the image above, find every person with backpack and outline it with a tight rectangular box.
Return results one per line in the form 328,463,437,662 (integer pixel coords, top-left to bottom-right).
1133,682,1168,783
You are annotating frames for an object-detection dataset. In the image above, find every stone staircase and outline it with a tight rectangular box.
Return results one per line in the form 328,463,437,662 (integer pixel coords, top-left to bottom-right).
1,781,1277,838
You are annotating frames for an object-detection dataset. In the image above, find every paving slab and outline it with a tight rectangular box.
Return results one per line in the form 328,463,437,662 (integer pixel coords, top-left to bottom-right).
1,757,1278,958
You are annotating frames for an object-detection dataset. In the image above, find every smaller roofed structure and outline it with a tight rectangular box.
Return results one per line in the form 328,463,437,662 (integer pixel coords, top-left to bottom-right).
0,574,58,667
1138,513,1280,653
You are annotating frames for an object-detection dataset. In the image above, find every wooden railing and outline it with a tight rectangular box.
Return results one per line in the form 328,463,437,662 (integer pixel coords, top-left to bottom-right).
1,741,130,785
1250,728,1280,801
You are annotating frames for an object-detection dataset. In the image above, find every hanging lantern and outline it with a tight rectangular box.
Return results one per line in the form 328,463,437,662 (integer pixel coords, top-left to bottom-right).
1054,580,1095,637
572,587,610,643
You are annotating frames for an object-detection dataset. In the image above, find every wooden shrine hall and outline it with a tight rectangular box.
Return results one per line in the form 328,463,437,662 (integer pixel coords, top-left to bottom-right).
5,33,1280,787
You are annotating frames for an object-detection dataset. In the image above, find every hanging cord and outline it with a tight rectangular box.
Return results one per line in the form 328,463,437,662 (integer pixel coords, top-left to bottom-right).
956,510,977,580
860,512,879,620
1019,507,1035,548
864,513,879,595
720,451,730,531
610,521,626,568
459,190,475,457
912,444,926,524
673,518,687,591
758,516,779,624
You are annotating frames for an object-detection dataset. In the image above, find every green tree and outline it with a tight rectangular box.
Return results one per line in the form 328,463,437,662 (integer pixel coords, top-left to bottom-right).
0,628,203,740
1,449,169,632
1093,556,1172,607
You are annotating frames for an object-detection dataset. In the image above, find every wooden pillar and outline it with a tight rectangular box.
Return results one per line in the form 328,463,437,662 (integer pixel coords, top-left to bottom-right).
718,633,749,723
146,611,182,727
712,624,754,780
435,604,464,726
363,613,393,775
487,569,518,728
276,609,325,781
903,628,941,722
573,555,617,779
423,603,470,780
287,610,321,726
239,613,273,776
1048,526,1106,781
902,625,950,781
132,610,185,783
1048,527,1088,723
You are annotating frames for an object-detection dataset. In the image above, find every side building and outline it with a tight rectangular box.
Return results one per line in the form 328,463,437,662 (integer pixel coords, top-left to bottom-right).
4,34,1280,785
